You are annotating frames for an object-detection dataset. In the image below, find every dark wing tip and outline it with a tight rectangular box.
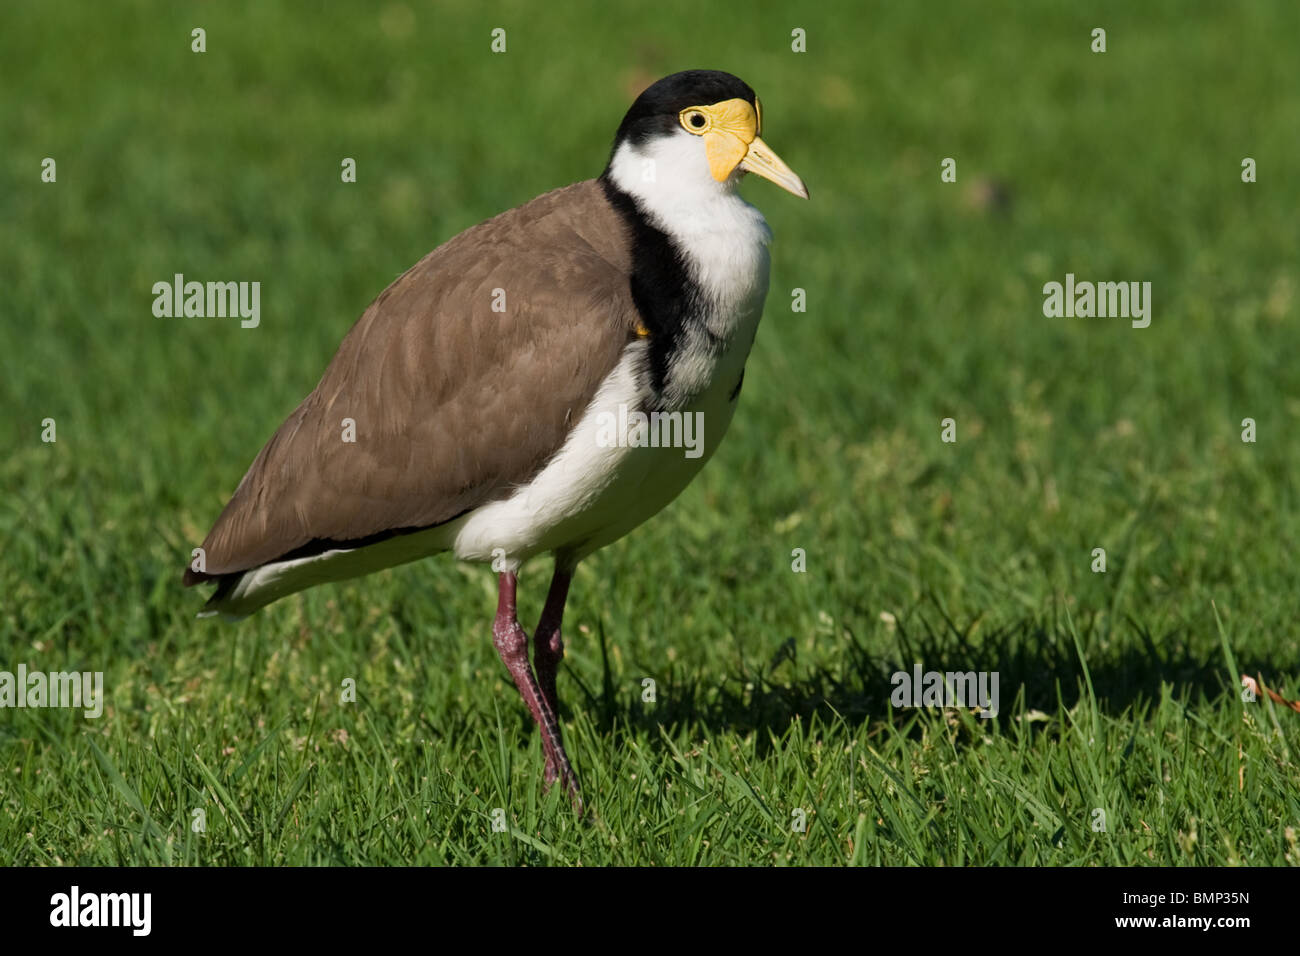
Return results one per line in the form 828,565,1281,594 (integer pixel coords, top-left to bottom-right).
182,566,213,587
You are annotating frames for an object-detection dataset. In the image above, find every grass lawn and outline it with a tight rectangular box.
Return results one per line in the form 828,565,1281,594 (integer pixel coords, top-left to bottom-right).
2,0,1299,865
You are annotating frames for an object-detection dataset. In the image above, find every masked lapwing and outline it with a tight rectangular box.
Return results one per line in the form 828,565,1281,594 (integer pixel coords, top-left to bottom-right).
184,69,807,798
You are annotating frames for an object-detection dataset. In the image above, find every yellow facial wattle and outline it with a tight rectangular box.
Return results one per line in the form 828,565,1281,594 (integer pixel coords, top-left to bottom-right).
678,97,807,198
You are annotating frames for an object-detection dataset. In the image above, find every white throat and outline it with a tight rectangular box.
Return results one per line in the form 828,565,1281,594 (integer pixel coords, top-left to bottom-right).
606,131,774,409
606,131,773,333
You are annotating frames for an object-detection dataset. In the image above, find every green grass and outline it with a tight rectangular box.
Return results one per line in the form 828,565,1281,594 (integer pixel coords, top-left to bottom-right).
3,0,1299,865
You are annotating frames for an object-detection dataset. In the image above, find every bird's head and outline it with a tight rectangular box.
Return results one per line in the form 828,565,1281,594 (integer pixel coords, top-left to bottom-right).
604,70,809,208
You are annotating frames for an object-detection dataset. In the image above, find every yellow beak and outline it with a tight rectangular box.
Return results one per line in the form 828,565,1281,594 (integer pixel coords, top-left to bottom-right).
740,135,809,199
691,99,808,199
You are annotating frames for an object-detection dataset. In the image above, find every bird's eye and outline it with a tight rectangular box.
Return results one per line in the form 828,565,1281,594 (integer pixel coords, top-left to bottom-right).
679,109,710,133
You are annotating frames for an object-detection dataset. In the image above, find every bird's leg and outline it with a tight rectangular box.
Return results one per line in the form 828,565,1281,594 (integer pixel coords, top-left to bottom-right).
533,568,572,727
533,567,572,785
492,571,579,802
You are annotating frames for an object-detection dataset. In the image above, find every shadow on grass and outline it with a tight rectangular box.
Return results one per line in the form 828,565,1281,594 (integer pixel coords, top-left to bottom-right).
561,596,1277,755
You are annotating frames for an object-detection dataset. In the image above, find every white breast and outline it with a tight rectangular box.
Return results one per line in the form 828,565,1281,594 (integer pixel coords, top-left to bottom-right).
447,336,748,567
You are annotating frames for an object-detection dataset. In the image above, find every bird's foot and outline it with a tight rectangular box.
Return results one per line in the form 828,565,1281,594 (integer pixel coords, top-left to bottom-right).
543,755,583,811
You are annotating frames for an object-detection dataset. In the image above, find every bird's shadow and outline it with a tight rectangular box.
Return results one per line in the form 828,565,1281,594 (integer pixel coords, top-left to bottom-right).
563,599,1275,756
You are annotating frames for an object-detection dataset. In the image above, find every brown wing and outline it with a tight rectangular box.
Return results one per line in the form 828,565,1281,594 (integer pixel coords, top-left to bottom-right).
185,180,637,583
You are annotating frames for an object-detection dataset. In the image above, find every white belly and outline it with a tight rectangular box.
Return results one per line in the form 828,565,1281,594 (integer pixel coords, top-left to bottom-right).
449,315,756,568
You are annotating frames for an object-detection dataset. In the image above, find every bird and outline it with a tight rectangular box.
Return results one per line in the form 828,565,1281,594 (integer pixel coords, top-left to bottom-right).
183,69,807,800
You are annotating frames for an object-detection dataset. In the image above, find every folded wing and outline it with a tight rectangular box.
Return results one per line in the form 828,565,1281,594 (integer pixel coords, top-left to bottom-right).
185,180,638,583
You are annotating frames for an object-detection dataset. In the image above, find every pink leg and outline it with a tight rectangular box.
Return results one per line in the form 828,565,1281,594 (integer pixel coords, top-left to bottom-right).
492,571,579,802
533,569,572,727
